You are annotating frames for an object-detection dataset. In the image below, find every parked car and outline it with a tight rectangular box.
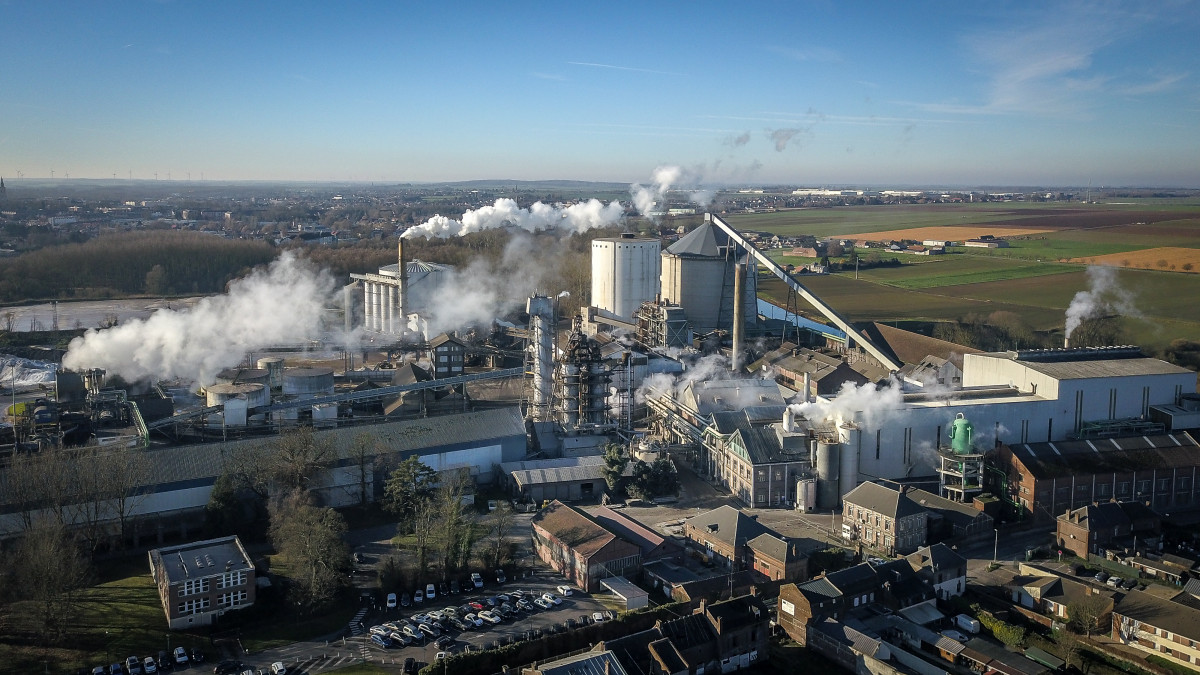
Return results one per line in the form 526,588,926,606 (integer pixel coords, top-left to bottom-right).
370,625,390,637
211,662,240,675
439,581,449,596
191,650,205,664
579,613,592,625
954,614,981,634
426,583,437,600
556,585,574,596
495,568,506,584
419,622,441,638
1123,577,1139,589
533,597,552,610
1094,571,1109,583
464,613,485,627
500,602,517,617
401,592,412,607
435,635,455,650
566,618,577,629
471,572,484,588
403,658,416,674
414,589,424,603
542,592,562,606
389,631,411,646
478,610,502,625
127,656,145,675
370,634,391,649
269,664,287,675
110,664,125,675
143,657,158,674
450,579,461,594
387,592,397,609
517,598,534,611
93,667,107,675
435,652,447,662
1107,576,1123,588
592,611,606,622
468,601,485,611
402,624,422,640
174,648,189,666
450,617,469,631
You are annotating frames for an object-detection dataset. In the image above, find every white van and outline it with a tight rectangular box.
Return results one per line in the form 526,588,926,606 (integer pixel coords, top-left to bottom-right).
955,614,981,634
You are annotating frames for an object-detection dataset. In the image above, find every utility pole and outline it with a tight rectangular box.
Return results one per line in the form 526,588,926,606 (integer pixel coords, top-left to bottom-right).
993,528,998,563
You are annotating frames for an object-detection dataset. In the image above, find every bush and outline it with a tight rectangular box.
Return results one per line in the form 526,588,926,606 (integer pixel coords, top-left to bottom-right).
974,607,1025,647
1147,654,1195,675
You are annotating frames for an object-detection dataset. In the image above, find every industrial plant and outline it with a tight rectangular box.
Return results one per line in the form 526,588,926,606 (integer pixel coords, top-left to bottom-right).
1,212,1198,545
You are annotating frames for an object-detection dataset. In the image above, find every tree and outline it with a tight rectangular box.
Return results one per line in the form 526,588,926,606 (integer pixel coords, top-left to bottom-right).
271,426,334,491
1052,628,1082,670
268,489,349,614
205,471,253,537
223,442,273,500
144,264,167,295
1067,594,1111,637
482,501,516,569
434,469,473,577
98,449,152,547
9,522,92,643
409,498,438,576
383,456,437,532
349,432,381,508
602,444,628,494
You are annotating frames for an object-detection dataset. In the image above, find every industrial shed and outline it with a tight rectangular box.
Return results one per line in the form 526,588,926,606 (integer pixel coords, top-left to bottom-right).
501,455,630,503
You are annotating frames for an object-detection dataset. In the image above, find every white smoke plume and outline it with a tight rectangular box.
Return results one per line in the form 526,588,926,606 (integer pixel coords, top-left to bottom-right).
629,165,715,217
634,353,771,406
789,377,907,430
402,198,624,239
1064,265,1139,338
62,253,335,385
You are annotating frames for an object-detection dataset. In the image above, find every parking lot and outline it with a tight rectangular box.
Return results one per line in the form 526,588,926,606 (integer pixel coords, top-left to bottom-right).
359,567,614,670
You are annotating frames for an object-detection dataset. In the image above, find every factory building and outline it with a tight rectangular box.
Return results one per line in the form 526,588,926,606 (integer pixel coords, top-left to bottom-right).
591,234,661,324
659,220,759,335
0,407,527,541
348,240,453,335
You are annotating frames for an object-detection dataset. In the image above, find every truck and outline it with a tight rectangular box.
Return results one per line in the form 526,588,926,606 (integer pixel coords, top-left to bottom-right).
955,614,981,634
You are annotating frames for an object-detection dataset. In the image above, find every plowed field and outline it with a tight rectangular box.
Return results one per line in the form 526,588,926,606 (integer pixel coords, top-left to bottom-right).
837,225,1052,242
1069,246,1200,272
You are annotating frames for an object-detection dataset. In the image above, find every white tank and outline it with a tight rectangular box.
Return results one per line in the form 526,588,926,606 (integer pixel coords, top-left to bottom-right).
592,236,661,323
256,357,285,389
839,424,861,502
796,478,817,512
206,383,269,409
283,367,335,397
223,398,248,427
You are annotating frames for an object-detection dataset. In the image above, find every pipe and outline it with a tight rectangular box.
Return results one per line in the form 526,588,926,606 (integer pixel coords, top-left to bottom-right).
732,262,745,372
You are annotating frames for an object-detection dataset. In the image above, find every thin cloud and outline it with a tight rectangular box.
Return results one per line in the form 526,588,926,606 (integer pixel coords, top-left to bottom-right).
567,61,686,77
1115,72,1187,96
723,131,752,147
766,45,842,63
532,72,567,81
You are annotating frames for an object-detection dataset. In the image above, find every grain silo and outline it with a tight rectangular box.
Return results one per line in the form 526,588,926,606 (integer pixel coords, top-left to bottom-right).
815,439,841,509
591,234,661,323
659,220,757,334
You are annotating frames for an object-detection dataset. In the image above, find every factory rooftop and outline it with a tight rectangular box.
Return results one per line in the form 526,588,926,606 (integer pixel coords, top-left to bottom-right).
973,348,1193,379
1006,432,1200,478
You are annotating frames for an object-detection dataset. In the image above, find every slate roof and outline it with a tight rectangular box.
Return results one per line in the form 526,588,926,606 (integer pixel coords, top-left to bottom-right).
504,455,614,488
686,505,773,549
864,322,980,367
812,618,886,658
1115,589,1200,640
842,482,926,520
1009,433,1200,479
907,488,992,529
648,638,689,674
705,594,769,632
534,649,630,675
747,532,803,564
906,543,968,575
590,506,672,557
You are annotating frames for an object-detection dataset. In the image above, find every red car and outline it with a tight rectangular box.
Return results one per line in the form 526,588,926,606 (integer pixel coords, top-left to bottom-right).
468,601,484,611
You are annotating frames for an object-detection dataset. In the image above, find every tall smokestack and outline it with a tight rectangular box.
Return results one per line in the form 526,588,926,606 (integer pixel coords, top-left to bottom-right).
732,262,745,372
398,238,408,330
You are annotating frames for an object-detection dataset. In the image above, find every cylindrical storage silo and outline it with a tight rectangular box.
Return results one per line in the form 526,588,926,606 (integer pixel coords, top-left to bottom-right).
256,357,285,389
796,478,817,512
215,368,270,388
206,383,268,409
815,441,840,510
839,427,860,502
591,236,661,323
283,367,335,398
223,398,248,426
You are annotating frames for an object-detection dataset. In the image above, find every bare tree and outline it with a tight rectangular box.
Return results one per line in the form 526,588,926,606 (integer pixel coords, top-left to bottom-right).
271,426,334,491
410,498,438,577
483,501,517,569
434,469,472,578
2,311,15,333
100,449,153,547
349,432,380,508
8,522,92,643
224,442,274,500
268,489,349,613
1053,628,1082,671
1067,594,1111,637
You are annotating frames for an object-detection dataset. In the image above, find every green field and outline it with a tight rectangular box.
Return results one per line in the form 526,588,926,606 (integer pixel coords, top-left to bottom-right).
853,255,1078,289
726,203,1042,238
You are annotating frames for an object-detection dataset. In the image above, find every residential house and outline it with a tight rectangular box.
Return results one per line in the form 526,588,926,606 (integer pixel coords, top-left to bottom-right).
1004,567,1115,624
148,536,256,630
907,488,994,541
531,500,641,592
1056,500,1162,558
906,543,968,599
841,482,929,555
521,649,629,675
1113,589,1200,669
682,505,807,582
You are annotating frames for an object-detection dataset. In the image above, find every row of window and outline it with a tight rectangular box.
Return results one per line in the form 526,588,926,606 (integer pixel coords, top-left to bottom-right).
218,590,248,607
177,598,210,615
179,579,210,596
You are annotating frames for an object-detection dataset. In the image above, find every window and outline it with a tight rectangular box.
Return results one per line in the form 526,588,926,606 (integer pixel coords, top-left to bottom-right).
178,579,211,596
218,590,248,608
219,571,246,589
756,492,767,504
177,597,211,615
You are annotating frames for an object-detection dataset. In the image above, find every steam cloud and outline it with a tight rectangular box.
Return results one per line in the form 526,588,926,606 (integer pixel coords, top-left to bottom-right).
62,253,335,384
635,354,770,407
789,377,907,430
1064,265,1138,338
402,198,624,239
629,165,716,217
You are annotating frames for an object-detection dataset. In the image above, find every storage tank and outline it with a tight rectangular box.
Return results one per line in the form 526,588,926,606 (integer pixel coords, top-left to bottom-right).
206,383,269,409
796,478,817,512
283,367,335,397
591,235,661,323
815,440,841,509
256,357,285,389
659,220,757,334
215,368,270,388
222,398,248,427
839,423,861,501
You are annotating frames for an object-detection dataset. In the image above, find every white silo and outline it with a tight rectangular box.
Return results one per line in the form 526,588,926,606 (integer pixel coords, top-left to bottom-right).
215,368,270,388
256,357,285,389
283,367,335,398
838,423,862,501
591,234,661,323
206,383,269,409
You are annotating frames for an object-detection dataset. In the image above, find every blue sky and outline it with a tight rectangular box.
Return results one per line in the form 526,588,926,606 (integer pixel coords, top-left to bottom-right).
2,1,1198,186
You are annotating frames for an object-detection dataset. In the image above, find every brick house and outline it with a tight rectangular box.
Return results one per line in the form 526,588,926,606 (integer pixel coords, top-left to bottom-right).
531,500,641,592
683,505,808,582
1056,500,1161,558
841,482,929,555
1113,589,1200,669
148,536,256,630
905,543,968,600
1004,568,1115,624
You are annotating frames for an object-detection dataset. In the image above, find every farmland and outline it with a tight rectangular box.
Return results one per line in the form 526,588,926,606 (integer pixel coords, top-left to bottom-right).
1069,246,1200,272
833,225,1053,242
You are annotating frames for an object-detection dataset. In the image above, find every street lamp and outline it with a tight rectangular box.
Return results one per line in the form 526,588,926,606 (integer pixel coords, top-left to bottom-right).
993,528,998,563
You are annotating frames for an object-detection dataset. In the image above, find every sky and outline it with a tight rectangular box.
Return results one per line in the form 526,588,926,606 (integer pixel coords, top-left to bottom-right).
2,1,1199,187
